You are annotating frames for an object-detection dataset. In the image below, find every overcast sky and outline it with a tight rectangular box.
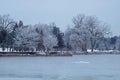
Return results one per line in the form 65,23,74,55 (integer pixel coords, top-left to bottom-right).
0,0,119,35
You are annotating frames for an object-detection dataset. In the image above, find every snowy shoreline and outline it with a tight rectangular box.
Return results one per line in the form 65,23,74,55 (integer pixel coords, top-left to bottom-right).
0,52,73,57
0,51,120,57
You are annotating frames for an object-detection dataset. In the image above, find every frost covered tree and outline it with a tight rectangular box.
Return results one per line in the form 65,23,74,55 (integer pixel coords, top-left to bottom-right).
14,25,30,51
0,14,16,51
14,23,57,52
65,14,110,52
34,23,57,52
70,14,89,51
13,21,38,51
85,16,109,52
15,24,44,51
43,33,57,52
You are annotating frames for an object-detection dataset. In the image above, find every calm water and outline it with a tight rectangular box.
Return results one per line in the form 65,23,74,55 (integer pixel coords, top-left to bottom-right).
0,55,120,80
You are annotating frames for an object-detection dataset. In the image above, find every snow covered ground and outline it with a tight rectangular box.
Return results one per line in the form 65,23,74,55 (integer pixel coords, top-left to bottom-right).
0,48,12,52
0,55,120,80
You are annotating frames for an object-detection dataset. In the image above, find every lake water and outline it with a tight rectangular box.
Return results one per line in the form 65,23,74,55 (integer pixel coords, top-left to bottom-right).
0,55,120,80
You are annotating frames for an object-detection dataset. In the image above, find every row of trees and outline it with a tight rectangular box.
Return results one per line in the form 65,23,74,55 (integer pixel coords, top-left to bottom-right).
0,15,64,52
0,14,119,52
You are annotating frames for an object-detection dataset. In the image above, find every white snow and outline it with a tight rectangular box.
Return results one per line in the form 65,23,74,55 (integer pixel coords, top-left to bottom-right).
72,61,90,64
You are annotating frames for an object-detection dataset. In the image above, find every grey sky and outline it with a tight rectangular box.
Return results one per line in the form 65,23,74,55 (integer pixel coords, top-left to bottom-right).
0,0,120,35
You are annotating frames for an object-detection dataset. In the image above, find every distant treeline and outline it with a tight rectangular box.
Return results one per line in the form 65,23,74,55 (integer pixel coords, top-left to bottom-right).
0,14,119,52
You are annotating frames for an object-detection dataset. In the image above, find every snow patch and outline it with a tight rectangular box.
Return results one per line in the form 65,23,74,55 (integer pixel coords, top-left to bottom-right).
72,61,90,64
